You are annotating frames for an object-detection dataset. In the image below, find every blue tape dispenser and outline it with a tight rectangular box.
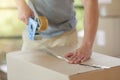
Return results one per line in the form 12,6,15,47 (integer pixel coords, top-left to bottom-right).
27,16,48,40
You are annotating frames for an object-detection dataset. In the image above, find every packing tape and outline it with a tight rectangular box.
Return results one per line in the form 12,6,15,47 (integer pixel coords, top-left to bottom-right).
38,16,48,31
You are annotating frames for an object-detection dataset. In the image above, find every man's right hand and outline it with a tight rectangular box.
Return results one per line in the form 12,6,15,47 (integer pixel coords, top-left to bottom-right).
15,0,34,24
18,6,34,24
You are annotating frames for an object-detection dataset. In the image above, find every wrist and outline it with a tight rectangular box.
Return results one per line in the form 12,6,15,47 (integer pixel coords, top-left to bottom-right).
81,41,93,50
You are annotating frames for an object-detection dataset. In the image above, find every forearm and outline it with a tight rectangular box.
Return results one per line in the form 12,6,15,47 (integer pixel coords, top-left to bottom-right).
15,0,28,9
82,0,99,49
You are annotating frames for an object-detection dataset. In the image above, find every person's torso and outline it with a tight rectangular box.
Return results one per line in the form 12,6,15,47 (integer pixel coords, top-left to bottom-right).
29,0,77,38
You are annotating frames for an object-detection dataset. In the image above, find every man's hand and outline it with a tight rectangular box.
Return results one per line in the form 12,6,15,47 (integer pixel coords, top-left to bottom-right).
65,0,99,64
15,0,34,24
18,6,34,24
65,45,92,64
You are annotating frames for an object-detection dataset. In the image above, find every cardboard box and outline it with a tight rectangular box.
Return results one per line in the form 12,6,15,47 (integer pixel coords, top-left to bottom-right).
99,0,120,16
7,49,120,80
93,18,120,57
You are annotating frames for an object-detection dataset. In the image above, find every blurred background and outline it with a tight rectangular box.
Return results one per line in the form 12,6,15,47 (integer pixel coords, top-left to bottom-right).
0,0,120,80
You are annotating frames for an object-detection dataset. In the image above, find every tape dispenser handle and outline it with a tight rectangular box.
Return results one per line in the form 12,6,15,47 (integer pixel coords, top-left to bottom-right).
28,17,38,40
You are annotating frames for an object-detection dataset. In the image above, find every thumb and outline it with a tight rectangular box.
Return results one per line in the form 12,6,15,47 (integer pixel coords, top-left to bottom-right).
31,11,35,17
64,52,73,58
25,18,29,25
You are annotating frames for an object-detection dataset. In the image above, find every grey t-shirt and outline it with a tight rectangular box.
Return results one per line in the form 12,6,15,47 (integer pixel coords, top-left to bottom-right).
29,0,77,38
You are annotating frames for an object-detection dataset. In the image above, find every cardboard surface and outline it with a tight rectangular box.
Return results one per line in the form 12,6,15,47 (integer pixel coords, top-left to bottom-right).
94,18,120,57
99,0,120,16
7,49,120,80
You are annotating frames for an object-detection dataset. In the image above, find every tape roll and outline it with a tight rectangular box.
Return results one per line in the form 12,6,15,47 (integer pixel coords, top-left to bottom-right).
38,16,48,31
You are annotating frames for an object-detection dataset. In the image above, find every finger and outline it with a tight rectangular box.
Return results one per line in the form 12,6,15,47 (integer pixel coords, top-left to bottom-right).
69,57,78,64
69,52,82,64
74,56,84,64
65,53,74,62
69,52,77,61
70,54,85,64
81,53,91,63
31,12,35,17
70,50,83,60
24,18,29,25
19,16,26,24
19,17,24,21
22,18,26,23
64,52,73,58
81,56,90,63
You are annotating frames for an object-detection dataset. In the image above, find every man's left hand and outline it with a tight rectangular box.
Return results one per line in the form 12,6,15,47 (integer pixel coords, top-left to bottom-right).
64,46,92,64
